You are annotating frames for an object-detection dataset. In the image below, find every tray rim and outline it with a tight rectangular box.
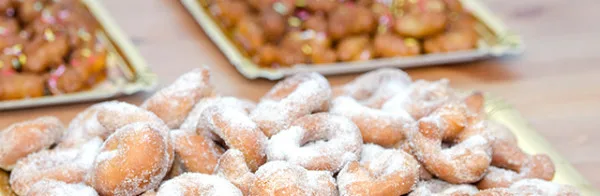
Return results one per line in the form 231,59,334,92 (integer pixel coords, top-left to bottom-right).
0,0,158,110
181,0,524,80
484,93,599,195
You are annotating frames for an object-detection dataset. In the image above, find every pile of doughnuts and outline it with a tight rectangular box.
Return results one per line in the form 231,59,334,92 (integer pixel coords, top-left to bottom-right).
0,67,580,196
206,0,480,68
0,0,107,101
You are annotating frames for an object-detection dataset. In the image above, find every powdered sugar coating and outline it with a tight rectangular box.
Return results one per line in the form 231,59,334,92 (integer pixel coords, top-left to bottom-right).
142,67,215,129
337,144,419,196
26,179,98,196
250,161,337,196
330,96,413,147
9,138,102,195
88,122,172,196
251,72,331,137
198,101,267,171
333,68,412,108
0,116,64,170
408,179,479,196
156,173,243,196
180,97,255,141
213,149,255,195
59,102,112,148
410,113,493,183
267,113,362,172
382,79,456,120
95,101,169,133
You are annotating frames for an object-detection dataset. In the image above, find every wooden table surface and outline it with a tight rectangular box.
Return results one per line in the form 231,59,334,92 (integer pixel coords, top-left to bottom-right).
1,0,599,188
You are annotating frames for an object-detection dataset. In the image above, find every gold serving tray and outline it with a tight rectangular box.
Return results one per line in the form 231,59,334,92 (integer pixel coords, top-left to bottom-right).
485,95,599,195
0,0,157,110
182,0,524,80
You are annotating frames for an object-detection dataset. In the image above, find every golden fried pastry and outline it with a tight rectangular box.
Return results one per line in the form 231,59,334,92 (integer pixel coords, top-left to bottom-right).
409,179,479,196
156,173,243,196
0,169,14,196
251,72,331,137
10,139,101,195
0,73,45,100
170,129,224,174
249,161,338,196
142,68,214,129
374,33,421,57
234,17,265,53
259,10,286,41
328,4,375,40
337,144,419,196
336,35,373,61
0,116,63,170
26,179,98,196
214,149,256,195
209,0,249,28
266,113,362,172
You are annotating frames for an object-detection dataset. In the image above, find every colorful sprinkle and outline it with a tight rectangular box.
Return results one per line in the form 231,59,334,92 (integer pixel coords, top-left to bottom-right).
6,8,15,16
295,0,306,7
81,48,92,57
1,69,15,76
299,30,316,40
11,58,21,70
59,10,70,20
0,27,6,35
18,54,27,65
296,10,310,21
288,17,301,27
41,9,56,24
301,44,312,54
78,28,91,41
33,2,44,12
0,61,3,69
44,29,56,41
404,38,419,47
273,2,288,15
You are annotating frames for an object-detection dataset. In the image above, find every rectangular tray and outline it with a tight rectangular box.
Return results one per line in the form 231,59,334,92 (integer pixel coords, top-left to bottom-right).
0,0,157,111
484,94,598,195
182,0,524,80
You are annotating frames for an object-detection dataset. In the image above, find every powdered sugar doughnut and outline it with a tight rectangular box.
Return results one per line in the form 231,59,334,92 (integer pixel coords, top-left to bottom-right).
198,100,268,171
156,173,243,196
267,113,362,172
10,138,102,195
0,116,64,170
408,179,479,196
330,96,413,147
251,72,331,137
214,149,255,195
333,68,412,108
249,161,338,196
337,144,419,196
58,102,112,148
170,129,224,174
410,101,492,183
180,96,255,142
88,123,172,196
455,122,555,189
142,67,215,129
382,79,457,120
26,179,98,196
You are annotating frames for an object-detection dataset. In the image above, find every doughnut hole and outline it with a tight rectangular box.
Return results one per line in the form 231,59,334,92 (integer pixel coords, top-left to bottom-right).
89,123,171,196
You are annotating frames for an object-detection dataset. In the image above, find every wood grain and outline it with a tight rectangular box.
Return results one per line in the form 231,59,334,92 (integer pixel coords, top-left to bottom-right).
1,0,599,188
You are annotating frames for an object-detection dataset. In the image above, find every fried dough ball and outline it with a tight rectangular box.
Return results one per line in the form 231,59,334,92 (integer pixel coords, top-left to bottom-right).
259,10,286,41
142,67,214,129
305,0,337,12
9,139,102,195
233,17,265,53
88,122,172,196
22,32,70,73
336,35,373,61
276,48,306,66
394,0,448,38
337,144,419,196
209,0,249,28
374,33,421,57
310,46,337,64
253,44,280,67
424,13,479,53
328,4,375,40
19,0,49,23
155,173,243,196
0,73,45,100
26,180,98,196
249,161,338,196
303,14,328,32
0,116,63,170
